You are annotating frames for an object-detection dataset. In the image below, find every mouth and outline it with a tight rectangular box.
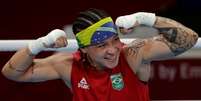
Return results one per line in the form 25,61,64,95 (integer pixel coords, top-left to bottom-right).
104,56,116,62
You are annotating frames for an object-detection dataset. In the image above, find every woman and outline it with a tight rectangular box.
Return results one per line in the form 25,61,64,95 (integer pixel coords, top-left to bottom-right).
1,8,198,101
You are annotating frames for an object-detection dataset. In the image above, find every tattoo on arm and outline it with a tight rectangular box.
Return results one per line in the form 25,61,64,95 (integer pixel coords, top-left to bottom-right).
125,39,146,57
29,62,37,82
154,17,199,56
156,27,177,42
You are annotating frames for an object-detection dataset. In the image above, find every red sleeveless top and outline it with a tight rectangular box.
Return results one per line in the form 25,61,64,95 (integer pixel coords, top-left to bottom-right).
71,51,149,101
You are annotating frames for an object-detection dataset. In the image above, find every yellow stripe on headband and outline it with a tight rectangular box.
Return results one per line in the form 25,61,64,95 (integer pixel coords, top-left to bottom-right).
75,17,113,47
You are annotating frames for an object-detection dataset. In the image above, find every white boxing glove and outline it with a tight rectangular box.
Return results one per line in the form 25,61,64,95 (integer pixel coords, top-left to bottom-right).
28,29,66,55
115,12,156,29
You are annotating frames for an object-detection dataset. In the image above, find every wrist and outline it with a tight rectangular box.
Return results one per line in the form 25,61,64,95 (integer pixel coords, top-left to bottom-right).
28,37,46,55
134,12,156,26
115,12,156,29
28,29,66,55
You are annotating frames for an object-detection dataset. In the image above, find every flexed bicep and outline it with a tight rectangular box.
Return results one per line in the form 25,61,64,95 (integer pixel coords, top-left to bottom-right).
116,12,198,62
17,58,60,82
153,17,198,56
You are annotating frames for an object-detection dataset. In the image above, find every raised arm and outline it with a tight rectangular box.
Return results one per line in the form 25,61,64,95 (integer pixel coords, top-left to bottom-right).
115,12,199,81
116,13,199,62
1,29,71,83
2,48,60,82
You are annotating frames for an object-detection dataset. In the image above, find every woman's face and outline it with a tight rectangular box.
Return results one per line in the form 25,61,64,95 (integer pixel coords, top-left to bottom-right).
82,35,122,70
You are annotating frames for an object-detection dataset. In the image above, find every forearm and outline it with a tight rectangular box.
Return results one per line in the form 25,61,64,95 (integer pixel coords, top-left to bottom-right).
153,16,199,56
1,47,34,80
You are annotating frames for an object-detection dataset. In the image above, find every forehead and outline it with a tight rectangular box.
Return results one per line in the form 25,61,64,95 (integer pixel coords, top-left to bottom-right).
90,23,118,45
92,34,119,46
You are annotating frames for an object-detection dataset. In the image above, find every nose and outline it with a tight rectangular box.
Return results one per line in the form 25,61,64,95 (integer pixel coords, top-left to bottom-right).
106,45,117,55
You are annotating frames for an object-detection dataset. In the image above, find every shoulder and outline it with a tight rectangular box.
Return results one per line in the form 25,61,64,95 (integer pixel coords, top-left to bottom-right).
122,38,151,72
122,38,147,57
49,52,75,83
46,52,74,64
51,52,75,75
122,38,162,59
44,52,74,75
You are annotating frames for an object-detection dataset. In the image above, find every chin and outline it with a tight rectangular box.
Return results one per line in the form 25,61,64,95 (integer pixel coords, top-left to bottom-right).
104,58,119,69
105,65,116,69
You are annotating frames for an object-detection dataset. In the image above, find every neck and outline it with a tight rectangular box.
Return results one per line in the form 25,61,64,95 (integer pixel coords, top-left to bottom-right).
86,55,104,71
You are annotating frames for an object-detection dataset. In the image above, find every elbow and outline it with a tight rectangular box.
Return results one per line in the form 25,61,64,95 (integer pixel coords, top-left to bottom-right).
1,68,15,81
1,63,13,80
193,33,199,45
1,67,24,82
186,32,199,49
1,67,9,79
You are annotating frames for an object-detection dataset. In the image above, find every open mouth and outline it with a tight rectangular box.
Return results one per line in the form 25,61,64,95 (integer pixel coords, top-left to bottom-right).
104,57,116,62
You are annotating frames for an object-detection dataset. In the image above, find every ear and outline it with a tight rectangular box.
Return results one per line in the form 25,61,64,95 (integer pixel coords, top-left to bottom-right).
80,48,87,53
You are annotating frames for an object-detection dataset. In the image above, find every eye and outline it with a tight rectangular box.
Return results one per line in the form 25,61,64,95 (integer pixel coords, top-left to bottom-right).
96,43,106,48
114,37,119,41
113,36,120,41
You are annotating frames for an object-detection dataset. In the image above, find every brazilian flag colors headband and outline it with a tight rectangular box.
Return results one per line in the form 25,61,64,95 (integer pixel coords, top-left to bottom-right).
75,17,118,47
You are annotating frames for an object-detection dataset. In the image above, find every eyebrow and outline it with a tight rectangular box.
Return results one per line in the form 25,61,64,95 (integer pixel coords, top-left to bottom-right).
112,34,119,38
90,34,119,47
102,34,119,44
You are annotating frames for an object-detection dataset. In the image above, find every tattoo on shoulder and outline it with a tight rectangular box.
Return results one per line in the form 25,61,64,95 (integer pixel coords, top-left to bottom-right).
125,39,146,57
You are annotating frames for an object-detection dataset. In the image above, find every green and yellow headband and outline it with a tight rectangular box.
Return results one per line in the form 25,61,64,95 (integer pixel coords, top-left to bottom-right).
75,17,117,47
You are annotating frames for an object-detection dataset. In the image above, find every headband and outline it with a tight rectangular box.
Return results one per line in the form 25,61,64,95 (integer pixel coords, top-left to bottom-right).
75,17,117,47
